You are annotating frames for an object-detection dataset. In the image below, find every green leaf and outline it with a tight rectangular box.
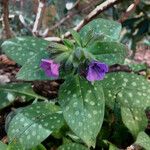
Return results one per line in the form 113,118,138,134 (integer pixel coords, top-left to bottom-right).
0,141,7,150
121,107,147,137
82,30,94,47
103,140,119,150
87,42,127,65
101,72,150,109
16,52,51,81
80,19,121,41
129,63,147,72
63,39,75,49
70,30,82,46
7,142,24,150
31,144,47,150
2,37,49,66
135,132,150,150
0,83,46,110
7,102,64,149
48,42,69,53
58,143,89,150
59,76,105,147
101,72,150,136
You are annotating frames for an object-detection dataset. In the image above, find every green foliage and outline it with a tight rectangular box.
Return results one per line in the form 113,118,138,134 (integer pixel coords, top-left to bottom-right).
1,16,148,149
58,143,89,150
16,52,52,81
128,63,147,72
70,30,82,47
121,107,147,137
0,141,7,150
2,19,126,82
87,42,127,65
7,102,65,149
0,83,46,110
102,72,150,109
1,37,52,81
2,37,49,66
80,19,122,42
135,132,150,150
7,142,24,150
59,75,105,147
101,72,150,136
31,144,47,150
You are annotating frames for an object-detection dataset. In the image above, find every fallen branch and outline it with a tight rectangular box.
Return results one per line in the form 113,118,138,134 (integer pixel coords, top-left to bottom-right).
2,0,13,39
44,0,120,41
32,0,46,35
42,0,100,37
62,0,120,38
118,0,141,23
42,12,75,37
19,14,32,32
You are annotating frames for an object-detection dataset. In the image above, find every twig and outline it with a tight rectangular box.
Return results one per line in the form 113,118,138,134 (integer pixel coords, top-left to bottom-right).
44,37,63,42
0,14,15,21
62,0,120,38
32,0,46,35
118,0,141,23
2,0,13,39
19,14,32,32
44,0,120,41
42,0,101,37
42,12,75,37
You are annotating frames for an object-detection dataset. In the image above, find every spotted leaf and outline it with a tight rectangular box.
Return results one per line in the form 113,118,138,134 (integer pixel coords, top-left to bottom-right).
101,72,150,136
0,83,47,110
2,36,49,66
121,107,147,137
80,18,121,42
0,141,7,150
16,52,52,81
7,102,65,149
59,75,105,147
58,143,89,150
101,72,150,109
135,132,150,150
87,42,127,65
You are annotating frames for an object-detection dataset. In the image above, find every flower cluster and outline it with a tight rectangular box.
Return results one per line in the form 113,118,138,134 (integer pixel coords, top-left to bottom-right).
40,59,108,81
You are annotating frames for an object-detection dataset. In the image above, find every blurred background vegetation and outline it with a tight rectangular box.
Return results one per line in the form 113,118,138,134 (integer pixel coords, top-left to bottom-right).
0,0,150,61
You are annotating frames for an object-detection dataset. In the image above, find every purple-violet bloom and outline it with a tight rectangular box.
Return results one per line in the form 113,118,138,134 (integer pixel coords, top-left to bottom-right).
86,61,108,82
40,59,60,78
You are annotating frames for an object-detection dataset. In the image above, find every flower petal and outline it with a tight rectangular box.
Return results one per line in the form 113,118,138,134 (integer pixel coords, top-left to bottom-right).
40,59,60,78
86,67,105,81
86,61,108,82
96,63,109,72
50,63,60,78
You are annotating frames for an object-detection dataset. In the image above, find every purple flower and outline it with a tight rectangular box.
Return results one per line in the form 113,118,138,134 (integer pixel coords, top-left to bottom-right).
86,61,108,82
40,59,60,78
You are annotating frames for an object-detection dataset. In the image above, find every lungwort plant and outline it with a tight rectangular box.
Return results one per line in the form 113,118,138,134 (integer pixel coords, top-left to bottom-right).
1,18,150,150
